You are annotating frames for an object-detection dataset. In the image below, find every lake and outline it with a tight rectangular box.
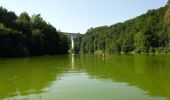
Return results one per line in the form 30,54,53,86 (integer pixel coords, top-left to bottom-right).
0,54,170,100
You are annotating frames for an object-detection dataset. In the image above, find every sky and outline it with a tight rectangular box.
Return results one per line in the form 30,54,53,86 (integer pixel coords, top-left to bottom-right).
0,0,168,34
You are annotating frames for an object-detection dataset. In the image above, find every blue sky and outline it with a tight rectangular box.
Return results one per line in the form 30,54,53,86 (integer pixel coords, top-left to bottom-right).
0,0,168,33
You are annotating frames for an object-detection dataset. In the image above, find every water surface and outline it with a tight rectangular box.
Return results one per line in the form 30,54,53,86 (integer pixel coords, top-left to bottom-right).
0,54,170,100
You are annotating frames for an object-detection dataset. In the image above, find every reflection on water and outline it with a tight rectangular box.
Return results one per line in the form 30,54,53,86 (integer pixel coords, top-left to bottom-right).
71,54,75,70
0,55,170,100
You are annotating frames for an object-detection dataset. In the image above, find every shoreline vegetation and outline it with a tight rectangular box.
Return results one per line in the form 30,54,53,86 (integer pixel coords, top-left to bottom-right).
74,3,170,55
93,50,170,55
1,2,170,58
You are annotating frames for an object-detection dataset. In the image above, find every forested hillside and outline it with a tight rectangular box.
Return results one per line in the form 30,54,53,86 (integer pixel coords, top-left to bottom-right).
79,6,170,54
0,7,70,57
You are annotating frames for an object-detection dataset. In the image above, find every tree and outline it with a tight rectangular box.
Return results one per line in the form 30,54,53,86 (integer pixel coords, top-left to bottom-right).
79,6,168,54
0,7,70,57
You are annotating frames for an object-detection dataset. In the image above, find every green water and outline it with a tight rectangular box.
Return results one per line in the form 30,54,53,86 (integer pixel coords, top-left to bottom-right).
0,54,170,100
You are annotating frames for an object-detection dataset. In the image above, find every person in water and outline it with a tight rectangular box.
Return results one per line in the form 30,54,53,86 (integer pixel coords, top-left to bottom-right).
102,53,108,60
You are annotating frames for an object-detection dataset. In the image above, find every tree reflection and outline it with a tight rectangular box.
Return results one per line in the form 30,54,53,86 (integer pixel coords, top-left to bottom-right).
74,55,170,99
0,55,70,99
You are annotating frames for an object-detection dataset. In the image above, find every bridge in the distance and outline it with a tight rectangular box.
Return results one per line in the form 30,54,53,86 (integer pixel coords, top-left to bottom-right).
62,32,81,51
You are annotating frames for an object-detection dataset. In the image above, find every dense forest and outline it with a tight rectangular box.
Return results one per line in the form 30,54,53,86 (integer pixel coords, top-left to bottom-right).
77,6,170,54
1,4,170,57
0,7,70,57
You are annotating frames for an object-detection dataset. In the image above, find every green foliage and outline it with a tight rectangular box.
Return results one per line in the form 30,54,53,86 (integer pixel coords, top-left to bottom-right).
80,6,170,54
0,7,69,57
73,34,83,54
